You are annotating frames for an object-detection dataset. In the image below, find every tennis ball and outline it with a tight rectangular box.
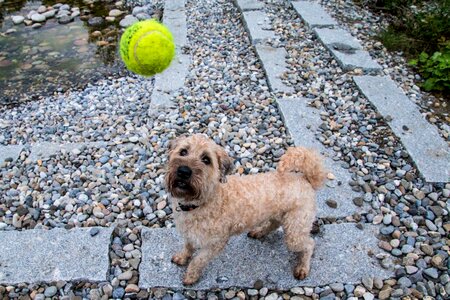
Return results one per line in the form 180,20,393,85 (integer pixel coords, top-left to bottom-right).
120,19,175,76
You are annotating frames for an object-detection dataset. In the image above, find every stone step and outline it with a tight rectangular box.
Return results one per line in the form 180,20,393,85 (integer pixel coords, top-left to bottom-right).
0,144,24,165
354,75,450,183
150,0,189,108
277,98,362,218
139,223,392,289
254,44,294,94
240,10,275,44
163,0,187,48
291,1,337,28
234,0,264,11
151,54,190,108
28,141,107,161
313,27,381,71
0,227,113,285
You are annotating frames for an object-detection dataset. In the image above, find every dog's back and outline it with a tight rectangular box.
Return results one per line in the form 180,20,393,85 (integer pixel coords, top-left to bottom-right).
277,147,327,190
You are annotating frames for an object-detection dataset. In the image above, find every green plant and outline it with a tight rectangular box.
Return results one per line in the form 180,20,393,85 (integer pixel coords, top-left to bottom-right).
409,42,450,92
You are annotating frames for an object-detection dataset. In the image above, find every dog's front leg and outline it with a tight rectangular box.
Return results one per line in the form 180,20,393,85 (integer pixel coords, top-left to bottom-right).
172,240,194,266
183,240,227,285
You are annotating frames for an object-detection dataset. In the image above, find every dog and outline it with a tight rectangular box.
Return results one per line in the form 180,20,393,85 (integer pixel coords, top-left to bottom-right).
165,134,326,285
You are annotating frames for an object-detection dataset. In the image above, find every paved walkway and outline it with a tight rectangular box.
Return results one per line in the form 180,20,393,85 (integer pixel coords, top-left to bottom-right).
0,0,448,293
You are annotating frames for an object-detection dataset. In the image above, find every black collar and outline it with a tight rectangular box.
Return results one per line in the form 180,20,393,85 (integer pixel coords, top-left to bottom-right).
177,204,199,212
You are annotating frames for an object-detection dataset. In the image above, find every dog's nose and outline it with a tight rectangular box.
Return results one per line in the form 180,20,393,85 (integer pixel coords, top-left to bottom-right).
177,166,192,179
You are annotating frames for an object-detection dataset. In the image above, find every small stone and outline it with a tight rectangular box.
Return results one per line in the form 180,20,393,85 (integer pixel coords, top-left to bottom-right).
431,254,444,268
330,283,344,292
425,219,437,231
378,288,392,300
90,228,100,236
109,9,123,17
421,244,434,255
12,16,25,24
424,267,439,279
247,289,258,296
31,13,46,22
401,244,414,254
118,270,133,280
354,286,366,297
125,284,139,293
58,16,73,24
265,293,278,300
406,265,418,274
362,275,373,290
112,288,125,298
119,15,138,27
326,199,337,208
44,286,57,297
398,276,412,288
363,292,374,300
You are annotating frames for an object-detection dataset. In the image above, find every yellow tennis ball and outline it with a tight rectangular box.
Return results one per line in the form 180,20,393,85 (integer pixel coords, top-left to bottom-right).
119,19,175,76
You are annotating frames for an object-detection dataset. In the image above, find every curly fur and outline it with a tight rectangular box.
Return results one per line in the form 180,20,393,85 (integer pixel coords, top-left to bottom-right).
165,134,326,285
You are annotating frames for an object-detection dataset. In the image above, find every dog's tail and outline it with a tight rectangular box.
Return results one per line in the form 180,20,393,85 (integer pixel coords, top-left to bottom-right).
277,147,327,190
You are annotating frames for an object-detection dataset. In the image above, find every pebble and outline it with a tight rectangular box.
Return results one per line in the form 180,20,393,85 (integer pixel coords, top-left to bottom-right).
44,286,57,297
424,267,439,279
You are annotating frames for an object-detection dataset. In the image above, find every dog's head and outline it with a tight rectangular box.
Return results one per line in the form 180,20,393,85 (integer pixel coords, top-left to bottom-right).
165,134,233,202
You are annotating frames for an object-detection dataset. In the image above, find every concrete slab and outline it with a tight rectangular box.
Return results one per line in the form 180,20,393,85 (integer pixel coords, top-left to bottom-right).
0,144,24,164
314,28,362,50
277,98,361,218
234,0,264,11
164,0,185,11
241,11,275,43
164,9,187,48
0,227,113,284
29,141,106,161
328,48,381,72
139,224,391,289
291,1,338,28
255,45,294,94
354,76,450,183
151,54,190,108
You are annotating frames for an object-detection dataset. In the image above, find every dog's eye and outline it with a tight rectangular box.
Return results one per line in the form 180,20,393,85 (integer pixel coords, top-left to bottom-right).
180,149,188,156
202,156,211,165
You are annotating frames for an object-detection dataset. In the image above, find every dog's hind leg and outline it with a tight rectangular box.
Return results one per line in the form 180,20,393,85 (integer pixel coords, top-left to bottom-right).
247,219,281,239
282,208,315,280
183,239,228,285
172,240,194,266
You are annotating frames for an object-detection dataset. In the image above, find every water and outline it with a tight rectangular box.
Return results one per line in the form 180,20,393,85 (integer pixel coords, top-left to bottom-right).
0,0,127,105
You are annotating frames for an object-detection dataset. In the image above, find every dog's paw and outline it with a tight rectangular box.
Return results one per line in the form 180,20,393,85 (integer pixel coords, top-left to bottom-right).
293,265,309,280
172,253,189,266
247,230,265,240
182,273,199,286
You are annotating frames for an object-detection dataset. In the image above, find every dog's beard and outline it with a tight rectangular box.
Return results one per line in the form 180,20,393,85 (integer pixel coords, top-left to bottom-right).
166,170,201,200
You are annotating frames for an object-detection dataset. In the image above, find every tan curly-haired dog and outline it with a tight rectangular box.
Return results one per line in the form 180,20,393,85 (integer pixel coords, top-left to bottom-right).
166,134,326,285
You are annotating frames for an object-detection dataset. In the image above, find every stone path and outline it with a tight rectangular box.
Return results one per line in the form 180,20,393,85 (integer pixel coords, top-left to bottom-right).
0,144,23,165
139,224,391,289
151,0,190,108
354,76,450,183
277,98,360,218
1,0,448,294
291,0,448,182
0,227,113,285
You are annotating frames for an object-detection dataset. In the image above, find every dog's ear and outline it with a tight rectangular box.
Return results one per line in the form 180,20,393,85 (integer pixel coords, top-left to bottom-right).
216,148,234,183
